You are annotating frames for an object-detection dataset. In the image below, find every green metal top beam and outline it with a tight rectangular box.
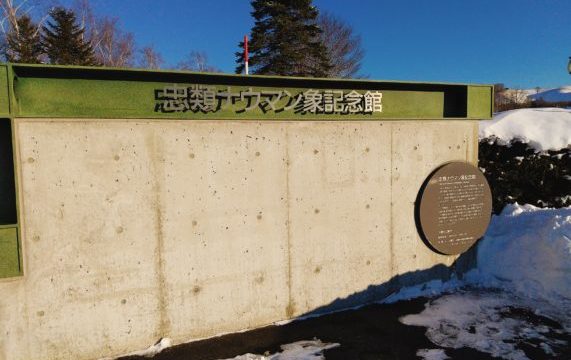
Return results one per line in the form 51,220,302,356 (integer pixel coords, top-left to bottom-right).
1,63,493,120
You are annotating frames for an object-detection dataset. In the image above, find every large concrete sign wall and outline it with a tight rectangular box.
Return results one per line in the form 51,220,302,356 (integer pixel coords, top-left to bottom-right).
0,118,477,360
0,64,492,360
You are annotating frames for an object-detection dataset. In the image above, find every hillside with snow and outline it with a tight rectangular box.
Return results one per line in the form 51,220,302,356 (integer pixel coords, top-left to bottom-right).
528,86,571,103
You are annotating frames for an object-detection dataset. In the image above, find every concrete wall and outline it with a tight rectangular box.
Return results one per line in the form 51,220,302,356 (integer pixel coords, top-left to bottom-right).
0,119,478,360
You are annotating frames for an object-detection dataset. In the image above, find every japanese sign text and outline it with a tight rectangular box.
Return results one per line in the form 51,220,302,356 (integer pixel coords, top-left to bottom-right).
155,84,383,115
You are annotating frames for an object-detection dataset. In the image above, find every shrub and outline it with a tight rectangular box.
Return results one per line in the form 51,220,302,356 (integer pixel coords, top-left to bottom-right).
479,138,571,214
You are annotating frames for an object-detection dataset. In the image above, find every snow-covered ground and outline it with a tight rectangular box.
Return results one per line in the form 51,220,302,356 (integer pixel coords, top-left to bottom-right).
479,107,571,151
394,108,571,359
393,204,571,359
402,290,569,360
218,340,339,360
221,204,571,359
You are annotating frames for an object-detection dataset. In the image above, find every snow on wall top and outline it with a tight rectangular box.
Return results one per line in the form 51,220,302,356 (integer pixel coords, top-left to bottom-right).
479,107,571,151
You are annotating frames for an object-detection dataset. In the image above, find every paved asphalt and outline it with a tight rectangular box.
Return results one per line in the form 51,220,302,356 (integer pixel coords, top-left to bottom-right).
118,297,502,360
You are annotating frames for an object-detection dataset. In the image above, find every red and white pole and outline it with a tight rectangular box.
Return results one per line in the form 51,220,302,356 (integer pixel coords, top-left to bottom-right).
244,35,249,75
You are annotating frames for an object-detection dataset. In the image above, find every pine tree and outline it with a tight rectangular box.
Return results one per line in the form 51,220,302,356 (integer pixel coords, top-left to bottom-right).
5,15,43,64
42,7,98,66
235,0,332,77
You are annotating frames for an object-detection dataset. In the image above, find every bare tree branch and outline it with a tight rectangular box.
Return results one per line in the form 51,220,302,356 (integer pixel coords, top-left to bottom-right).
0,0,43,37
0,0,47,62
138,45,163,69
177,50,221,72
73,0,135,67
318,11,365,78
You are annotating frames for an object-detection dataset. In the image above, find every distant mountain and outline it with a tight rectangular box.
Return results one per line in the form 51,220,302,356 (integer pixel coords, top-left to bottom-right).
528,86,571,103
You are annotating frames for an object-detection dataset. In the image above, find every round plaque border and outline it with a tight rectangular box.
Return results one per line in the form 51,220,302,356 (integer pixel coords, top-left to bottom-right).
414,161,493,255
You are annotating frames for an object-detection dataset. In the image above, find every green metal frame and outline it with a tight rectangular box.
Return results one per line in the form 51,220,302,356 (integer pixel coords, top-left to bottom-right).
3,63,493,120
0,226,20,278
0,63,494,279
0,65,20,279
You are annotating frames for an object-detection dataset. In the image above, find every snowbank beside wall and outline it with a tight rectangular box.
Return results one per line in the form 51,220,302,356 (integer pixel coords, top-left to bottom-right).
397,205,571,359
475,204,571,303
478,108,571,212
479,108,571,152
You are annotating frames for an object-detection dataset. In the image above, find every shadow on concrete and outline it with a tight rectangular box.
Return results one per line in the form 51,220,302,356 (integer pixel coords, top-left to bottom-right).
300,245,476,319
118,246,495,360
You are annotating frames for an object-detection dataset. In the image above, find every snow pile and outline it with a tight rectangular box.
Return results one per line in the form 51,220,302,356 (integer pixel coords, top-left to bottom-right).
386,205,571,307
395,204,571,359
218,340,339,360
387,204,571,308
474,204,571,304
528,86,571,103
383,278,464,304
479,108,571,151
402,291,568,360
124,338,173,358
416,348,449,360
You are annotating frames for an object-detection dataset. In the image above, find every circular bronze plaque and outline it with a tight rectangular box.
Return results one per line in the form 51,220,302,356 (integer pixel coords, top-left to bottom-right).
417,161,492,255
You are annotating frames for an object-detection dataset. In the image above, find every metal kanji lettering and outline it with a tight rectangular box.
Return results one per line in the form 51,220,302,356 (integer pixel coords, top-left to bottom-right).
158,84,189,112
240,88,262,111
323,90,344,113
217,87,240,109
363,91,383,113
302,89,323,113
154,84,384,116
283,91,303,111
344,90,364,113
261,90,286,112
189,84,216,112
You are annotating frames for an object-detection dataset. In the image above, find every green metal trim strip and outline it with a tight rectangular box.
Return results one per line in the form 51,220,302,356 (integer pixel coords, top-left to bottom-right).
14,78,445,120
0,65,10,116
9,62,495,87
10,116,22,278
0,65,21,278
467,85,493,119
0,115,21,278
0,227,20,278
5,63,493,120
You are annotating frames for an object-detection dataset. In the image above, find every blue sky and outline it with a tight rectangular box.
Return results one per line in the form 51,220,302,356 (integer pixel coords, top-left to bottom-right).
56,0,571,88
